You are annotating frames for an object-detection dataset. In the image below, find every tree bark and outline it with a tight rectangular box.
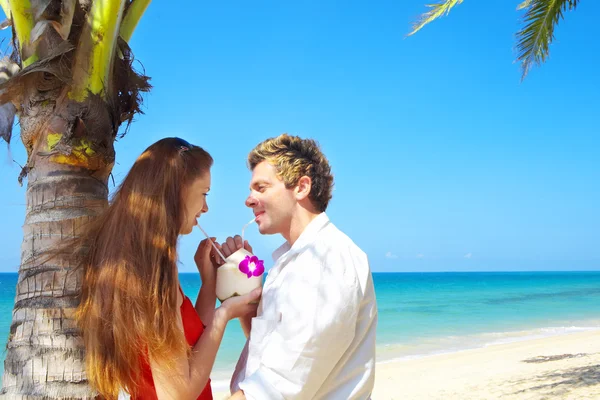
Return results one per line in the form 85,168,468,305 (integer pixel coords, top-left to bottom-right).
2,105,114,399
0,2,148,396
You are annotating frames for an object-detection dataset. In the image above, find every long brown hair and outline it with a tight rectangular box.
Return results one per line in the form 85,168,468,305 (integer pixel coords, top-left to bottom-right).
75,137,213,399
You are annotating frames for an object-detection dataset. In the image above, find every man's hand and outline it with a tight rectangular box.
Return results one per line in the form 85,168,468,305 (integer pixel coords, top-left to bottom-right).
228,390,246,400
239,313,254,338
218,235,254,264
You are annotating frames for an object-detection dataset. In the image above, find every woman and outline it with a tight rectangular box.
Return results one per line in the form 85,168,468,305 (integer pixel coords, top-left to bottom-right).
75,137,260,399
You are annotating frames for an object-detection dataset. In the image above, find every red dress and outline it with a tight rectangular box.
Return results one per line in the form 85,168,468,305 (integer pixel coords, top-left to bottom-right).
132,288,213,399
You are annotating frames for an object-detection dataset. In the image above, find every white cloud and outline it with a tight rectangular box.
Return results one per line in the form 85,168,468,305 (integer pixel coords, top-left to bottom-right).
416,253,424,259
464,253,473,259
385,251,398,259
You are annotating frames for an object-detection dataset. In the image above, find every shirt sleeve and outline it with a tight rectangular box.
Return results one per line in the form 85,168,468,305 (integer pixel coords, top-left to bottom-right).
239,251,361,400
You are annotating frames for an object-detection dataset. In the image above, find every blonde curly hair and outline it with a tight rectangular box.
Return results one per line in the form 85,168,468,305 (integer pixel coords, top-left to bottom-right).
248,134,334,212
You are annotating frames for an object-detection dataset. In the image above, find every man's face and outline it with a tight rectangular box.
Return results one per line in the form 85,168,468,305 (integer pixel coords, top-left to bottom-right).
246,161,296,236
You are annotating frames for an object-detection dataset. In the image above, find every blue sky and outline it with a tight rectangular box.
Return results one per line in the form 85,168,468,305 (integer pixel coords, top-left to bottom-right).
1,1,598,272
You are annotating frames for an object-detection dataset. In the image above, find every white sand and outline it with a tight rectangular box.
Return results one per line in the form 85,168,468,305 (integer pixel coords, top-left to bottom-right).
213,330,600,399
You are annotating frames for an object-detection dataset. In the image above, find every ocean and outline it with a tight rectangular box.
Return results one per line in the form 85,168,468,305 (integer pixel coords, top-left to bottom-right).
1,271,600,391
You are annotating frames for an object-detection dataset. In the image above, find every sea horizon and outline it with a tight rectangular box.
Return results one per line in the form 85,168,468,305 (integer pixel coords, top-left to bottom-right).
2,271,600,390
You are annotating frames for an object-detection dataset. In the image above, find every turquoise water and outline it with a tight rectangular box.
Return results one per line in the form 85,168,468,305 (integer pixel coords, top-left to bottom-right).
2,271,600,390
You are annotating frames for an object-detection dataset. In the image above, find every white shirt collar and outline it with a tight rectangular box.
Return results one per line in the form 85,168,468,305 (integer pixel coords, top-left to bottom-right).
271,212,330,263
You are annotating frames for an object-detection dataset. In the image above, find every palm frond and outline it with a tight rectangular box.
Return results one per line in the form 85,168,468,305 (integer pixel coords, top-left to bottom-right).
8,0,37,66
31,0,76,41
0,0,9,18
517,0,533,11
408,0,464,37
70,0,127,101
516,0,579,80
0,58,19,144
120,0,151,43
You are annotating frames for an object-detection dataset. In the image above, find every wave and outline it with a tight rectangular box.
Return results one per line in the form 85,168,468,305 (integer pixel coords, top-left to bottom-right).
377,323,600,364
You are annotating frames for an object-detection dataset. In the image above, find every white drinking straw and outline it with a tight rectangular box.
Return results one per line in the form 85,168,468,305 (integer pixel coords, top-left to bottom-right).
241,217,256,245
196,222,227,263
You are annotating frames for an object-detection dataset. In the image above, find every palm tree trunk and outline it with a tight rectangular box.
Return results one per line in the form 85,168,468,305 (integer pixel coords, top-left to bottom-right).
0,1,149,395
2,105,114,398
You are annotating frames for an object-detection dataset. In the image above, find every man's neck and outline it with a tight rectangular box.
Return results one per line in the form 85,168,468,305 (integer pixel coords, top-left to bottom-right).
283,210,320,246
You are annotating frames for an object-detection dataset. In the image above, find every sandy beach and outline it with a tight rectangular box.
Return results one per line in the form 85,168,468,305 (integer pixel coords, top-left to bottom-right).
213,330,600,399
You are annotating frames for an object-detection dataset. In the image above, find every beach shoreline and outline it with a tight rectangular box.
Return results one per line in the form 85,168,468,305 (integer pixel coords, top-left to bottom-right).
375,324,600,364
212,329,600,399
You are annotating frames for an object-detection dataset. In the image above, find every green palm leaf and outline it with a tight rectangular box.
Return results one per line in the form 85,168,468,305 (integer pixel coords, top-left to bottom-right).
517,0,534,10
408,0,464,36
516,0,579,79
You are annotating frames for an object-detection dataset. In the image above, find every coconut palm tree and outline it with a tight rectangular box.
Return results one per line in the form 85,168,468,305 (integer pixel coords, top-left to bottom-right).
0,0,150,397
408,0,580,79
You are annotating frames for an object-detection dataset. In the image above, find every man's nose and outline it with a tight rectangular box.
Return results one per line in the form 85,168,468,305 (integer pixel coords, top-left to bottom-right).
245,194,257,208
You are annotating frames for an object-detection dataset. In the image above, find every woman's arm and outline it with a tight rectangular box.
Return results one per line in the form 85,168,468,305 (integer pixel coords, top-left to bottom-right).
151,289,261,400
194,238,220,323
195,281,216,323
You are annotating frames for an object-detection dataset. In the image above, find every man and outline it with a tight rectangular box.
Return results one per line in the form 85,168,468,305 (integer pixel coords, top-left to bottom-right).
219,134,377,399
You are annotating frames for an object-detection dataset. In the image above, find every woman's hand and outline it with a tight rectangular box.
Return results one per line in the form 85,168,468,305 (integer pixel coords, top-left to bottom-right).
219,288,262,321
194,238,221,284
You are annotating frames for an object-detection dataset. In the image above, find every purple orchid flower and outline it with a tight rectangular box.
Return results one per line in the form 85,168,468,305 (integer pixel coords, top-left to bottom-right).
238,255,265,278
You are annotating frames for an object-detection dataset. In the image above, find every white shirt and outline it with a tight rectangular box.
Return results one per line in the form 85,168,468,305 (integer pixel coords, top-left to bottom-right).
231,213,378,399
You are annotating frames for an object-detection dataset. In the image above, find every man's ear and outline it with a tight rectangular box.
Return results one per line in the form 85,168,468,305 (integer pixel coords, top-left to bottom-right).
295,176,312,200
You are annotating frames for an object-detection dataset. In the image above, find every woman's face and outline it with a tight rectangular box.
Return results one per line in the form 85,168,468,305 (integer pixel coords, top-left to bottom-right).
180,171,211,235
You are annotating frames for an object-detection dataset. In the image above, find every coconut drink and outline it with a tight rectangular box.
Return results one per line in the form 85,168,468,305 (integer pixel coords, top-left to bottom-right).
197,217,264,302
216,247,264,302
